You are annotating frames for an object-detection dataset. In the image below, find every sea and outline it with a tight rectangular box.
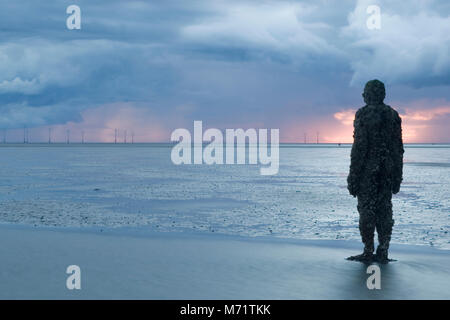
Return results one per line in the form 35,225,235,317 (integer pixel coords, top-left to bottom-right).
0,143,448,249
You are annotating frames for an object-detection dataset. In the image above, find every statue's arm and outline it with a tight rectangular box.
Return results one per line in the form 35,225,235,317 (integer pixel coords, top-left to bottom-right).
347,110,368,197
392,111,404,194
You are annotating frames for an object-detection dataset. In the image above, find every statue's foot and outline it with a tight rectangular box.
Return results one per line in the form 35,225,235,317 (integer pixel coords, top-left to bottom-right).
346,252,374,263
374,250,396,264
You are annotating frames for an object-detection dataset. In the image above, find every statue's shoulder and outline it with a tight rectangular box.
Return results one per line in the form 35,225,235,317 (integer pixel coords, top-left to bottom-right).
384,104,402,122
355,105,380,123
355,105,368,118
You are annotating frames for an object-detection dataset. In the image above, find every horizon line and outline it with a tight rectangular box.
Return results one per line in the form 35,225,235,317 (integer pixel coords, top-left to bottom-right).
1,142,450,145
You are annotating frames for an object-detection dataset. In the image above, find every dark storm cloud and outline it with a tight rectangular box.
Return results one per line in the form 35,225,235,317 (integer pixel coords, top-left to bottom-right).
0,0,449,135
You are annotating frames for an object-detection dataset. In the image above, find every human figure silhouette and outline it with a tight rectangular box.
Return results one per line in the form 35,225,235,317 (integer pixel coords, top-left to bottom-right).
347,80,404,263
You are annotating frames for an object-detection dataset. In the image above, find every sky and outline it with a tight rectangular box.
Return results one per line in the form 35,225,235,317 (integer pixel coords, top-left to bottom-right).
0,0,449,143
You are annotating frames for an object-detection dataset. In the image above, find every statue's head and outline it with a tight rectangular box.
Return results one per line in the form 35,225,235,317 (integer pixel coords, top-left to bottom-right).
362,79,385,105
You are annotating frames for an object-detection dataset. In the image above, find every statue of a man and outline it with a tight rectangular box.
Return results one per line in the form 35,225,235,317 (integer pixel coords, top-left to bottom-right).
347,79,404,263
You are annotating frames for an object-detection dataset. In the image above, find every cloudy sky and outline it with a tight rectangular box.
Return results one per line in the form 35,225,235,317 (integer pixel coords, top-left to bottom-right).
0,0,449,143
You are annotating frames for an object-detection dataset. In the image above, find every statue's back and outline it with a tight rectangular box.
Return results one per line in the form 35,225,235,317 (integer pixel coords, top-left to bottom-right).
356,104,402,185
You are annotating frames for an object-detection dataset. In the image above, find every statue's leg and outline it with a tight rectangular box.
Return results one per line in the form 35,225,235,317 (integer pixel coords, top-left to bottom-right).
347,193,376,262
375,192,394,263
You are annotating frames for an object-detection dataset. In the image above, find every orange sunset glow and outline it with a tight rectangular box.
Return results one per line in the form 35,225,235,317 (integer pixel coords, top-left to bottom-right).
282,103,450,144
330,105,450,143
4,103,449,144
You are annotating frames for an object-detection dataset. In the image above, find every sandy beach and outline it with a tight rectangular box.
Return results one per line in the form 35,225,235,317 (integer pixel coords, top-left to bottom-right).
0,144,448,299
1,224,448,299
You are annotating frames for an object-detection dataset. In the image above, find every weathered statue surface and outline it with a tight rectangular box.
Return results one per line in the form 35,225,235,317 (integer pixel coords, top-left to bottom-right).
347,79,404,264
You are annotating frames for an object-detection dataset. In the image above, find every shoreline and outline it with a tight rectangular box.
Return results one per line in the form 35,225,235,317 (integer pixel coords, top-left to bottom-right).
1,222,449,253
1,142,450,147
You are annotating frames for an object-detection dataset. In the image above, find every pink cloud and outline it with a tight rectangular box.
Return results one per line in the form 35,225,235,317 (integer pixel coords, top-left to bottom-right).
400,106,450,121
5,101,449,144
281,115,353,143
16,103,172,143
332,103,450,143
333,109,357,126
80,103,169,142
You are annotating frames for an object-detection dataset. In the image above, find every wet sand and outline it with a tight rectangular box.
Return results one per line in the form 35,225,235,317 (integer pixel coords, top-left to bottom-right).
0,225,448,299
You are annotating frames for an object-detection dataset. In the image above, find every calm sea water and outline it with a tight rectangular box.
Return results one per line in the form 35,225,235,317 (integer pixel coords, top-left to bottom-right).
0,143,449,249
